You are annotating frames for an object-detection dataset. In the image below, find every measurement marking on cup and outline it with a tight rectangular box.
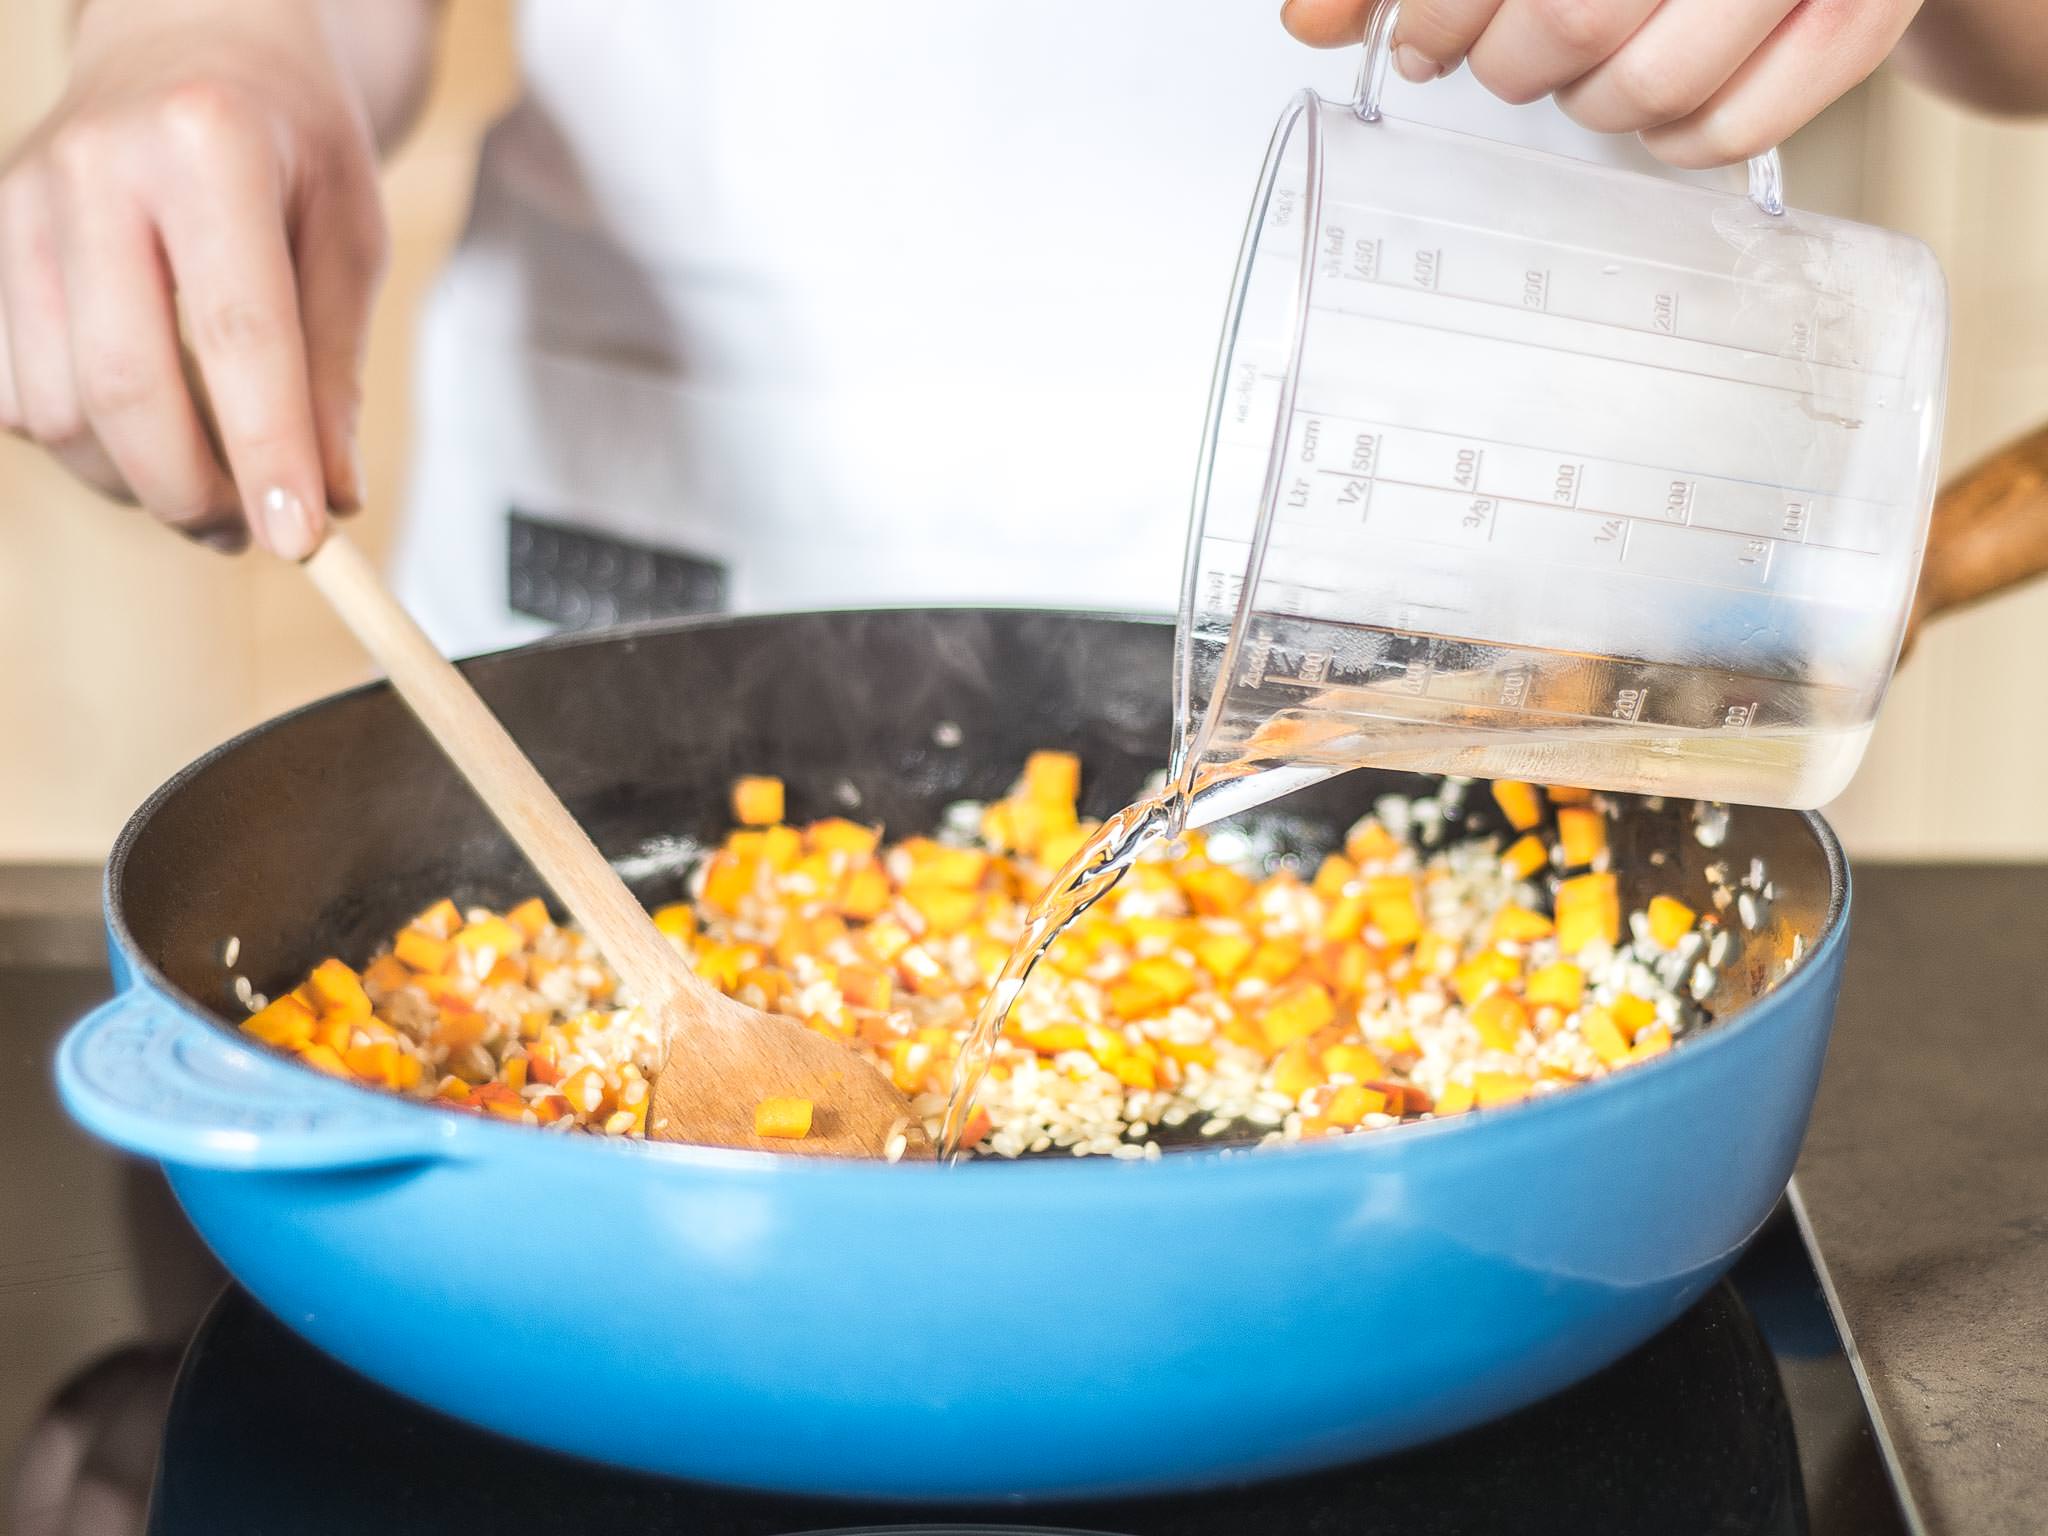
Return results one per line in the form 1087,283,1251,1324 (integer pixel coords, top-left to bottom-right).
1318,194,1910,379
1291,406,1897,546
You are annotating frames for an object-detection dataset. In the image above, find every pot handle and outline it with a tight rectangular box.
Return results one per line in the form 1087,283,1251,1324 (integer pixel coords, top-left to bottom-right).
56,988,460,1171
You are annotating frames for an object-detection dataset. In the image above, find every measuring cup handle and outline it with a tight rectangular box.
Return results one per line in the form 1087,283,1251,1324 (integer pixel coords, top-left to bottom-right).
1350,0,1786,217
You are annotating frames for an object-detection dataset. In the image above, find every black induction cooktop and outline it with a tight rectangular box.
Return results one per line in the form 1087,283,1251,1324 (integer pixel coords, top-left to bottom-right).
140,1204,1911,1536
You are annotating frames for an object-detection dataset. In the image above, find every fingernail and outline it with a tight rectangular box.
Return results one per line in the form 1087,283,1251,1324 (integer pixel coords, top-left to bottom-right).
1394,43,1441,83
260,485,318,559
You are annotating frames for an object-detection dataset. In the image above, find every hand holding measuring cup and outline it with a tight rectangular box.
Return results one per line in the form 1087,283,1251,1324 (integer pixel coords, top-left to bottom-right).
1281,0,1923,168
1176,0,1947,817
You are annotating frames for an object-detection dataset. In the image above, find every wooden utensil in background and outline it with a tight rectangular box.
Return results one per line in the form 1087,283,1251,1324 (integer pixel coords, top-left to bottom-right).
304,531,931,1159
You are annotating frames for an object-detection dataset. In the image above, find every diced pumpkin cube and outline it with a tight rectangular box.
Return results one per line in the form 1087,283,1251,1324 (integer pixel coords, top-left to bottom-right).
1127,956,1198,1008
1413,931,1458,976
307,958,372,1021
1365,875,1422,946
1630,1023,1674,1061
809,818,882,858
1473,1070,1534,1107
298,1042,352,1078
394,928,451,974
1324,1083,1388,1127
1259,981,1336,1051
1193,928,1256,979
1313,941,1372,997
455,917,521,958
1581,1006,1631,1066
243,994,316,1050
1556,807,1607,867
1489,904,1555,944
1311,854,1356,901
1322,1042,1387,1081
561,1067,608,1116
1469,994,1530,1052
652,902,697,939
1452,950,1520,1006
1323,891,1371,943
838,864,893,921
1525,961,1585,1010
1612,992,1659,1040
1148,1038,1210,1072
1544,784,1595,805
695,942,760,991
1107,975,1166,1018
1491,780,1543,831
759,824,803,872
411,898,461,939
1501,834,1548,881
1023,750,1081,805
862,919,913,964
1646,895,1697,949
732,776,786,827
905,882,980,934
916,845,989,888
1344,819,1401,864
838,964,893,1011
1112,1054,1157,1090
1037,822,1096,872
701,853,757,913
1184,865,1255,916
1271,1041,1325,1100
1248,939,1306,983
362,953,411,994
1554,872,1620,953
1434,1079,1477,1115
344,1039,402,1085
506,897,550,940
753,1096,813,1139
897,944,952,996
432,1006,489,1051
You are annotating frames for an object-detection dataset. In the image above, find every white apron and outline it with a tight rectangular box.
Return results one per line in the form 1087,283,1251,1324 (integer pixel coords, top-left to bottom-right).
393,1,1691,656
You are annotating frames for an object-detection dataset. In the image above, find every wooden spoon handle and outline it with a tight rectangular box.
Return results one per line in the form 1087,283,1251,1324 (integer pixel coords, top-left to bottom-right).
303,531,692,1013
1916,424,2048,632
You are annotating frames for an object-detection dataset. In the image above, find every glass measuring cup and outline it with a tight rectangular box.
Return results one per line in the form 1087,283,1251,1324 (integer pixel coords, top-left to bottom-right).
1172,1,1949,822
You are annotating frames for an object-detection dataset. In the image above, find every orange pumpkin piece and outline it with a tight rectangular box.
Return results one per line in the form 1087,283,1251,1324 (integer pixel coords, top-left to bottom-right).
1470,994,1531,1052
1501,834,1548,880
1647,894,1697,949
1023,750,1081,805
394,928,451,974
243,994,317,1050
1554,872,1620,953
1491,780,1543,831
1556,807,1607,868
506,897,551,940
732,776,786,827
753,1096,814,1139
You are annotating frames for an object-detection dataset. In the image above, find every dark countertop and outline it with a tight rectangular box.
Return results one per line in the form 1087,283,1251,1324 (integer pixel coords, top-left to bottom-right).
2,861,2042,1534
1794,865,2048,1536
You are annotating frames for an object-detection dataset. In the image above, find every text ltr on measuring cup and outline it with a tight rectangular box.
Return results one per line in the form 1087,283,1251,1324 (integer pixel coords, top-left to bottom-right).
1172,51,1947,820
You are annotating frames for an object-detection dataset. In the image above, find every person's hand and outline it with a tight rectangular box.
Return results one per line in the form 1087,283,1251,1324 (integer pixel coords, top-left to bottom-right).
1282,0,1924,167
0,0,389,558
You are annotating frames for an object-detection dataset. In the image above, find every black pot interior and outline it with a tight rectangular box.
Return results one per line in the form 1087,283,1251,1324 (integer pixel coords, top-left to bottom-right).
109,610,1842,1034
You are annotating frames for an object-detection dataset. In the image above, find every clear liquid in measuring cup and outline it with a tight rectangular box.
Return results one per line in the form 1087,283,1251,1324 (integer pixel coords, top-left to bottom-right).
1198,613,1876,810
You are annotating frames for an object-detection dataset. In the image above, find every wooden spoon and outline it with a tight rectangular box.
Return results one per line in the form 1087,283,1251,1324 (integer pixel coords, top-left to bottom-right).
304,531,932,1159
